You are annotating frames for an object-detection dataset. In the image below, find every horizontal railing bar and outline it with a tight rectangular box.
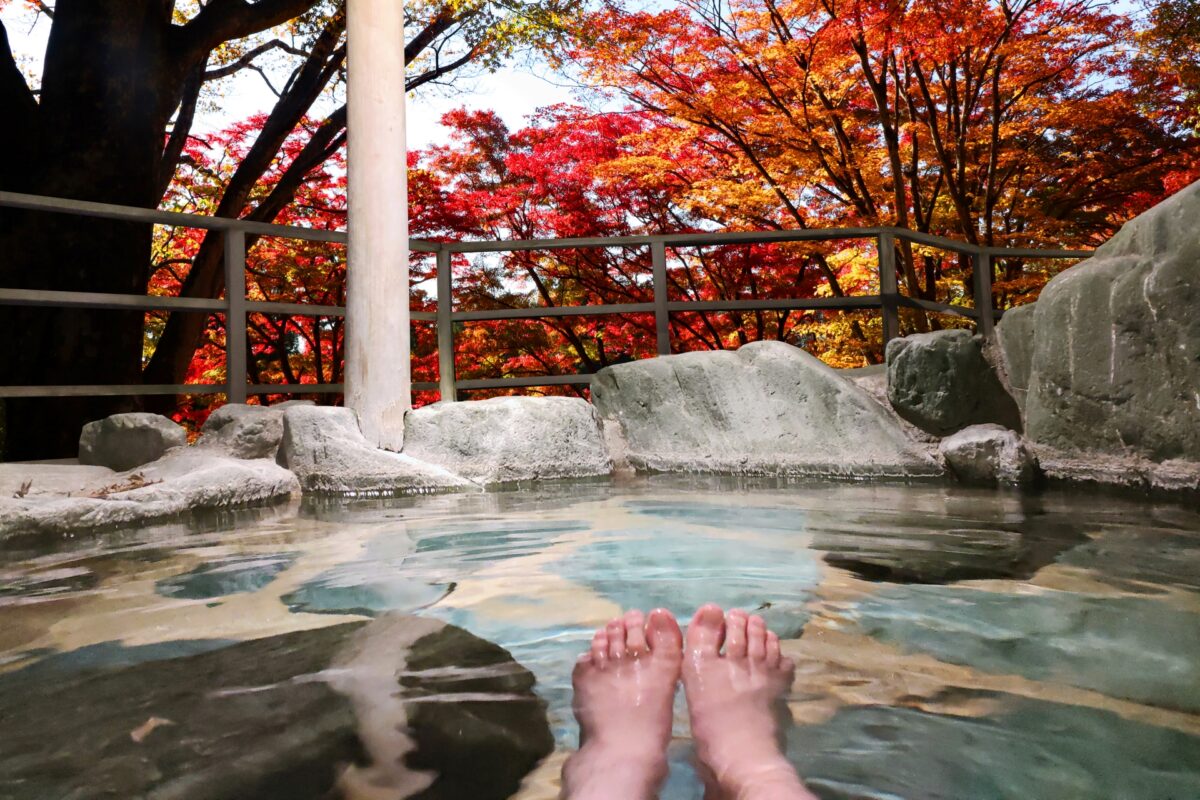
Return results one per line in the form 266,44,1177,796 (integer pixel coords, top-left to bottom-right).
668,296,880,313
987,248,1091,259
442,228,885,254
0,191,350,244
0,384,228,398
0,288,225,312
456,375,593,390
897,296,980,319
890,228,982,255
247,384,343,394
452,303,656,322
245,300,343,317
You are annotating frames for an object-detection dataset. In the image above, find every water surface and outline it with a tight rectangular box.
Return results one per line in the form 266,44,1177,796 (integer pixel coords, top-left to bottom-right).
2,477,1198,799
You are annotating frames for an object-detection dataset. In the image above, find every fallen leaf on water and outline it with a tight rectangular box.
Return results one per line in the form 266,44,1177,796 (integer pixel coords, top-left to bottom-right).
130,716,174,743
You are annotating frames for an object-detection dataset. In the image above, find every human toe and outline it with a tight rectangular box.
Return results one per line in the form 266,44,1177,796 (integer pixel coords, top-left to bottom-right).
607,618,626,659
624,610,648,655
747,614,767,661
766,630,781,668
686,604,726,656
725,609,748,658
647,608,683,657
591,628,609,667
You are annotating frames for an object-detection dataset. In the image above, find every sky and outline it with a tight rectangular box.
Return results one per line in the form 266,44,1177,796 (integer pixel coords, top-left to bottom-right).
0,5,582,150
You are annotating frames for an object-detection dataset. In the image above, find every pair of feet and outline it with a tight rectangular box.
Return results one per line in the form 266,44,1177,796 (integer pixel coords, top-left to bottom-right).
563,604,817,800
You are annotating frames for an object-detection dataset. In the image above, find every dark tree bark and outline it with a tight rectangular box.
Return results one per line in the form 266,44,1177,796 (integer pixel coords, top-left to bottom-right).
0,0,319,459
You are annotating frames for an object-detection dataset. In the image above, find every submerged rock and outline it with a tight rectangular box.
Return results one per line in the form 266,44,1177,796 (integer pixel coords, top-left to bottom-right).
939,424,1038,485
591,341,941,478
196,403,284,460
0,450,298,537
404,396,612,485
849,585,1200,713
0,616,554,800
78,412,187,471
1025,180,1200,477
886,329,1022,436
787,695,1200,800
278,405,473,496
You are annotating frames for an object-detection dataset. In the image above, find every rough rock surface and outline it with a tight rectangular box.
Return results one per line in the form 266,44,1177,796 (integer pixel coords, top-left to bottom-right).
939,424,1038,485
0,450,299,537
278,405,472,495
0,616,554,800
886,329,1022,436
993,303,1038,414
196,403,284,459
591,341,941,477
1025,180,1200,471
403,396,612,485
844,364,940,444
78,412,187,471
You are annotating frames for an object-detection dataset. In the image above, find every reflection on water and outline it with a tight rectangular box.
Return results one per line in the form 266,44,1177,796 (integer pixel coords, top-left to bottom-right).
1,476,1199,799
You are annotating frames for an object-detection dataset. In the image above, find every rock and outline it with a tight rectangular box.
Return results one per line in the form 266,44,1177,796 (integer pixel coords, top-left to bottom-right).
0,450,299,538
196,403,284,459
78,412,187,471
272,399,316,410
886,329,1023,436
403,396,612,485
787,697,1200,800
993,303,1037,414
845,363,941,444
1025,180,1200,471
0,616,554,800
591,341,942,478
939,424,1038,485
849,585,1200,712
278,405,473,496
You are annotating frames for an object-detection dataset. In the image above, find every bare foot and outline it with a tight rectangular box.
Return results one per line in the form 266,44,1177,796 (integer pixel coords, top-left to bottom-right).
561,608,683,800
683,604,817,800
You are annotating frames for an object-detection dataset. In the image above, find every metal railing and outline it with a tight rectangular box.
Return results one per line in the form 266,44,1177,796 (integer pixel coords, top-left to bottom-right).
0,190,1091,403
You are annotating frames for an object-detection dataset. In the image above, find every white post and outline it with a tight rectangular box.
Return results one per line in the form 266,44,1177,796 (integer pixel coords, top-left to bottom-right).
345,0,409,450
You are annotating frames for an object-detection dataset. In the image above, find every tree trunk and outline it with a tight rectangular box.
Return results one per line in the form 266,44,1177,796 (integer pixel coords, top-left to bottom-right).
0,0,181,460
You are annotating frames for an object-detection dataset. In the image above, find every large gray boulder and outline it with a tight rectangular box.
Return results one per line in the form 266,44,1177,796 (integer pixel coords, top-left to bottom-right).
1026,180,1200,470
278,405,473,495
78,412,187,471
0,450,299,537
886,329,1022,436
590,340,941,477
403,396,612,485
993,303,1038,414
939,423,1038,485
196,403,284,460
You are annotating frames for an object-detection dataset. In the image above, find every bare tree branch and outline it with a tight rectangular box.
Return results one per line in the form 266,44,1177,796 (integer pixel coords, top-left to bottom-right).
203,38,309,81
158,64,204,199
179,0,323,65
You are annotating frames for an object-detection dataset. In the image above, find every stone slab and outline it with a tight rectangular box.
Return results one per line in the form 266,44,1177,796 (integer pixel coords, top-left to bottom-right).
591,341,942,478
403,396,612,485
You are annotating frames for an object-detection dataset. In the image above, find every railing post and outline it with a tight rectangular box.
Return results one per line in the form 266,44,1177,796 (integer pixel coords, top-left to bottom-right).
651,240,670,356
878,230,900,346
436,247,457,402
224,228,248,404
974,248,996,338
